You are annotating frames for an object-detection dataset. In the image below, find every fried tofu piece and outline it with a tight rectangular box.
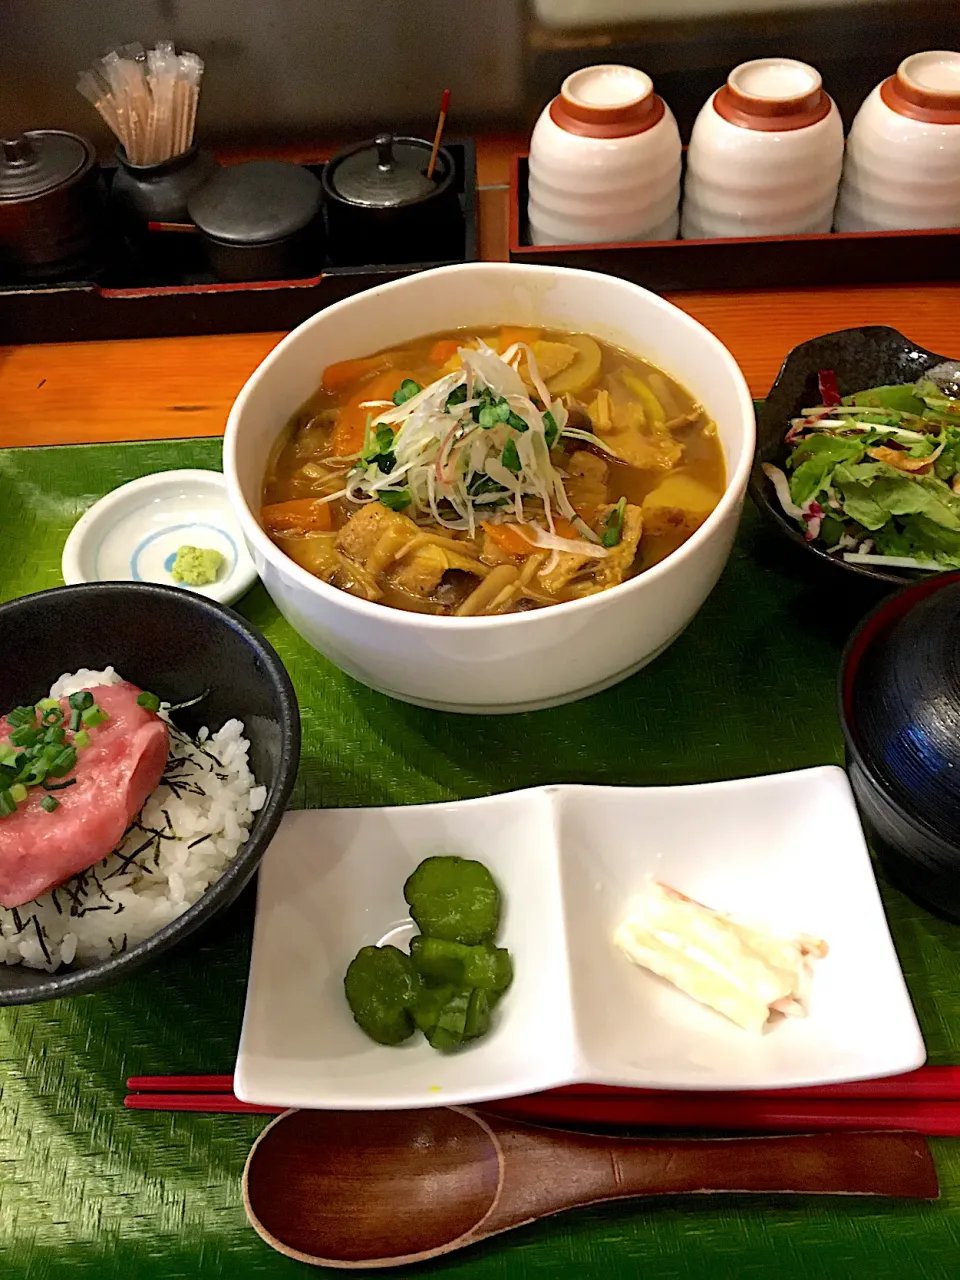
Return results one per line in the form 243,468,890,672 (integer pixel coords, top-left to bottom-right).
336,501,418,563
390,544,450,598
563,451,608,520
614,432,684,471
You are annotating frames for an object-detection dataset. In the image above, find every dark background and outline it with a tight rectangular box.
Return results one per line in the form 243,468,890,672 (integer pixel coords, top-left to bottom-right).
3,0,960,151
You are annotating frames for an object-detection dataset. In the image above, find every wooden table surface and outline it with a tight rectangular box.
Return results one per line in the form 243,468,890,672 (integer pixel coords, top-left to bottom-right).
3,136,960,450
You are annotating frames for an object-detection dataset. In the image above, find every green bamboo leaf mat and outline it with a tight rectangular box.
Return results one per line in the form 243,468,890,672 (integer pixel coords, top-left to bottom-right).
1,438,960,1279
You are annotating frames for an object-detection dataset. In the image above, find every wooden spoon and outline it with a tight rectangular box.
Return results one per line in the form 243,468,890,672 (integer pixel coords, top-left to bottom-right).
242,1106,938,1269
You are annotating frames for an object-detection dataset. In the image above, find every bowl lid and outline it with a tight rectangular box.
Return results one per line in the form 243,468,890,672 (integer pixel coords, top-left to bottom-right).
326,134,440,208
844,576,960,843
187,161,322,245
0,131,93,202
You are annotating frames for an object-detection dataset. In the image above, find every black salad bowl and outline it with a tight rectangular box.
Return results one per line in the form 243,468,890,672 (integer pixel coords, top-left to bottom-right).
0,582,300,1004
839,572,960,923
749,325,953,587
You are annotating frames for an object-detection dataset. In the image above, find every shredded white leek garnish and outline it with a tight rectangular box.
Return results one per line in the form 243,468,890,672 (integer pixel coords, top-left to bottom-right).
344,343,608,546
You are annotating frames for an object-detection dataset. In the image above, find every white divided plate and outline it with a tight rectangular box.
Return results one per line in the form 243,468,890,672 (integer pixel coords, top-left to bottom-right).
235,767,925,1110
61,469,257,607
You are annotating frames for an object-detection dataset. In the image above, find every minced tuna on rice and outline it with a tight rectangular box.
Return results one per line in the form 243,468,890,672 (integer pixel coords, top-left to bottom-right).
0,667,265,972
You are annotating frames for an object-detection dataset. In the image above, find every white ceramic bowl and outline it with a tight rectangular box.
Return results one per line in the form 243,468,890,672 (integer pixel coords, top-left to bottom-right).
223,262,754,714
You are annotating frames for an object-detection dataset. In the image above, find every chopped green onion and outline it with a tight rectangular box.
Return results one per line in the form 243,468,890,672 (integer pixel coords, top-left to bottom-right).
36,698,59,712
43,727,66,745
392,379,421,406
6,706,37,729
493,399,512,423
9,725,38,748
41,707,63,727
501,439,521,474
73,730,91,750
543,410,559,449
10,784,26,804
0,744,16,766
506,412,528,433
601,496,627,548
48,747,77,778
69,708,82,732
478,404,500,429
0,791,15,818
444,384,468,412
136,692,161,714
379,490,412,511
68,691,94,711
41,795,59,813
81,705,109,728
42,778,77,792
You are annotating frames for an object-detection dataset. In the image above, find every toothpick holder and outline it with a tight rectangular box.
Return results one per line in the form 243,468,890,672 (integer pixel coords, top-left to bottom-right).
110,143,217,229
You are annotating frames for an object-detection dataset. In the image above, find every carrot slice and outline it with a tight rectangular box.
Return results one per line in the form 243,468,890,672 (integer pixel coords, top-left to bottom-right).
321,356,387,393
482,522,534,556
482,517,579,557
261,498,333,534
499,326,541,350
429,339,461,364
330,368,417,456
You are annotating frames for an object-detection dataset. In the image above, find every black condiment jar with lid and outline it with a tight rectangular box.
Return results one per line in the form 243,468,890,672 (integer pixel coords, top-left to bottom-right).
322,134,461,266
187,160,324,282
0,131,102,281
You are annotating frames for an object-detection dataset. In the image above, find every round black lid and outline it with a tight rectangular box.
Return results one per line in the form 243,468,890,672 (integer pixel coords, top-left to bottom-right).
326,134,445,208
187,161,322,245
0,131,94,202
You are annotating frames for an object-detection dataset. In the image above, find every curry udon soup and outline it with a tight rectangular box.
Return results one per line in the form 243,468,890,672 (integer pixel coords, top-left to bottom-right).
261,327,725,616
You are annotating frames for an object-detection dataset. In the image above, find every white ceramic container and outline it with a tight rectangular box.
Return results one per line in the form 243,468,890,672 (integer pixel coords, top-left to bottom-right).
681,58,844,240
223,261,754,714
235,770,924,1110
527,64,681,245
835,51,960,233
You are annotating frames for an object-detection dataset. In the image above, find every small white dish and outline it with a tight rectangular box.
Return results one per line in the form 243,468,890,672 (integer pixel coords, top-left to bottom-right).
62,469,258,607
235,767,924,1110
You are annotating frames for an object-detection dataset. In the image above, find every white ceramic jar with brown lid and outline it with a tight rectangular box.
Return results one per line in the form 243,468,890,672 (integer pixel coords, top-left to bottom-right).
527,64,681,246
681,59,844,240
835,51,960,233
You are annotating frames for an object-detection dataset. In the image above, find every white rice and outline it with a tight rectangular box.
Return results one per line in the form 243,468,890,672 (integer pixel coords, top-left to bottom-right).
0,668,266,972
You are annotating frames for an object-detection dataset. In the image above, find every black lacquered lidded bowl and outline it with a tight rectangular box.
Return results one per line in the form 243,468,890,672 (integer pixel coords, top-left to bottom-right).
322,133,461,265
840,573,960,922
187,160,323,282
0,130,102,281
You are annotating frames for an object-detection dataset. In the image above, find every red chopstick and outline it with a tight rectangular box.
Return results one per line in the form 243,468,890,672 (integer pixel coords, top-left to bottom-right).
125,1092,281,1114
121,1090,960,1135
123,1067,960,1135
485,1094,960,1137
126,1066,960,1101
127,1075,235,1093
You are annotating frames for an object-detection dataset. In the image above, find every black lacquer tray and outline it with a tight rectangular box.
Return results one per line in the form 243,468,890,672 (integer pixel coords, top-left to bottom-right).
0,142,476,344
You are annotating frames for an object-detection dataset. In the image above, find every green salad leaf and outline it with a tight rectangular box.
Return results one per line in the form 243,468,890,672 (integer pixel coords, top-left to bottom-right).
831,461,960,533
843,383,927,415
787,434,863,506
